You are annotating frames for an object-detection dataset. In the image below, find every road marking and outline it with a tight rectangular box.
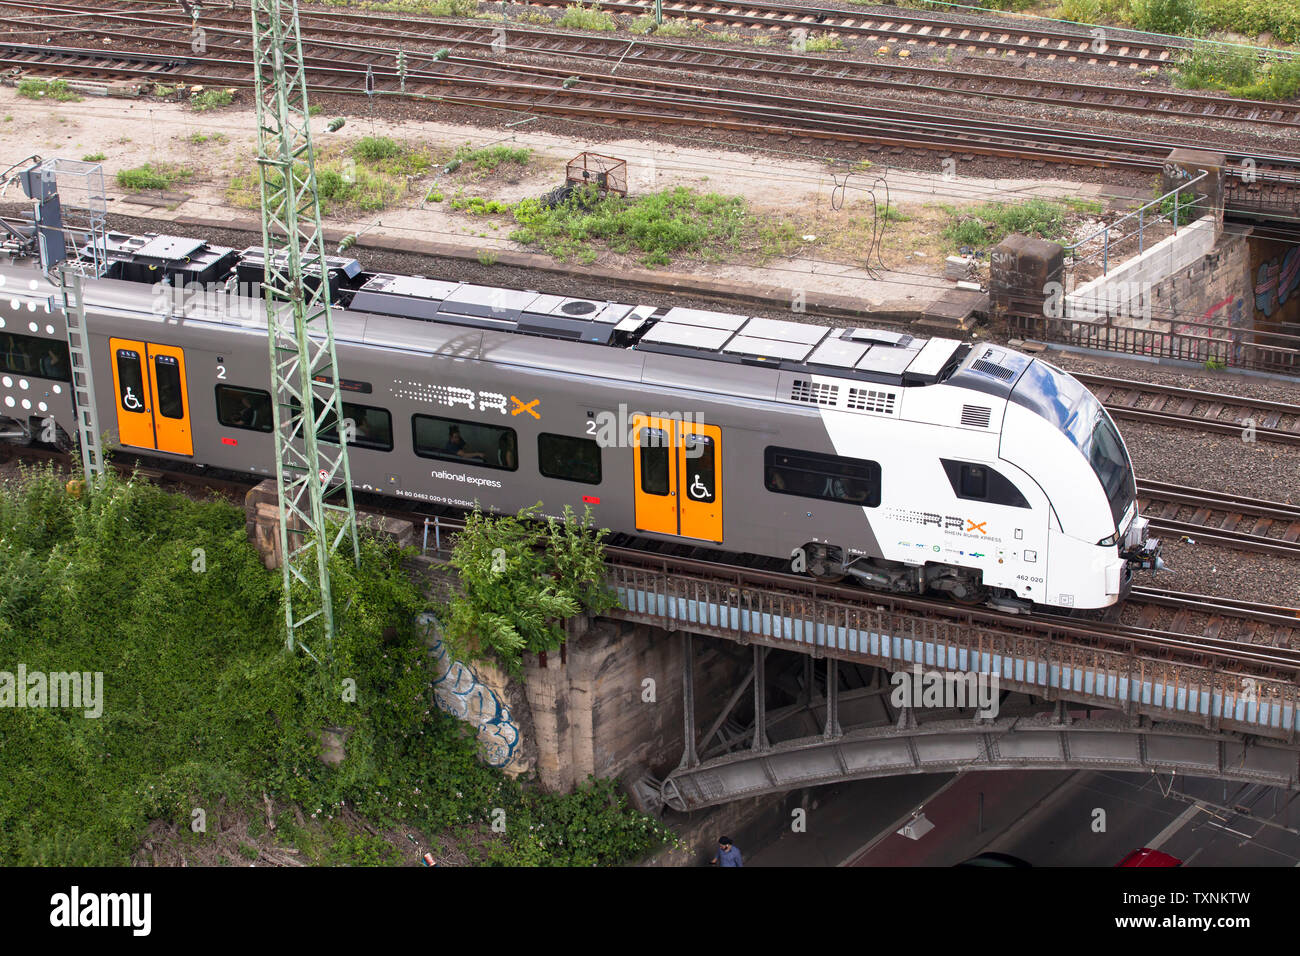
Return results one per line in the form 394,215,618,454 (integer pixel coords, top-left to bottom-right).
1147,801,1204,851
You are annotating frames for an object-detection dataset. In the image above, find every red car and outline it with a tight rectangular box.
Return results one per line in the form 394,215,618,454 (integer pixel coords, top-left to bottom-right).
1117,848,1183,867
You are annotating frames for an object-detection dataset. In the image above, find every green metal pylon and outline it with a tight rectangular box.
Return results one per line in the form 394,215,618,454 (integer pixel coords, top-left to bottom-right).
250,0,360,662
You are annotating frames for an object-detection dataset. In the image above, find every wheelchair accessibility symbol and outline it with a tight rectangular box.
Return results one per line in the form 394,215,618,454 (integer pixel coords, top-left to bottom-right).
689,474,710,500
122,387,143,411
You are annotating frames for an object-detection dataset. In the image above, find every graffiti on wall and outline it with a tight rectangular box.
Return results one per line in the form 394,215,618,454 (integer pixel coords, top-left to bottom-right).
417,612,524,772
1255,246,1300,319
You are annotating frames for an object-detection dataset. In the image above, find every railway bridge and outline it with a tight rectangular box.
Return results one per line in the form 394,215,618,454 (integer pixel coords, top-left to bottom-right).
396,511,1300,814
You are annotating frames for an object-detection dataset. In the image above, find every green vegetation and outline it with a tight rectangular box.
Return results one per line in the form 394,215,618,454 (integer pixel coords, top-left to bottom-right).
451,194,514,215
557,2,616,31
509,184,797,266
117,163,194,192
1159,188,1203,221
230,138,431,215
321,0,478,16
804,32,846,52
1128,0,1198,33
81,152,107,163
186,131,227,146
476,249,499,266
0,466,672,866
1048,0,1300,43
16,79,81,103
452,143,532,176
1175,42,1300,99
190,89,234,112
426,188,445,202
630,16,695,36
942,198,1073,250
440,504,618,674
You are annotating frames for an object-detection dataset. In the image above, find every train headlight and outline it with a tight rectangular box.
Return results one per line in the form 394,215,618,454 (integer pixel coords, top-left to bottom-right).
1097,533,1119,547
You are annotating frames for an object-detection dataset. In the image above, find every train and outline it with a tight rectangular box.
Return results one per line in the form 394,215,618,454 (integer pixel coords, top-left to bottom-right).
0,228,1162,611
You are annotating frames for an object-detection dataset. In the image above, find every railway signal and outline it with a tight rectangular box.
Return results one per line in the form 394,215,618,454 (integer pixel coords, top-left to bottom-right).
250,0,360,662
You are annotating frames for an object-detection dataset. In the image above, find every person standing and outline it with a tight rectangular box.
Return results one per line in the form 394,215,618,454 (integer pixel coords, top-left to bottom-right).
711,836,743,867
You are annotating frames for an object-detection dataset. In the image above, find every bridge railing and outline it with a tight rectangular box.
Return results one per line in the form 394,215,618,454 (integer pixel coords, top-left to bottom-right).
1005,309,1300,373
606,563,1300,743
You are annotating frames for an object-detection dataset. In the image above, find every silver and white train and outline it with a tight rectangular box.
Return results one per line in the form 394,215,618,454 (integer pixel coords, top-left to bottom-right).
0,230,1161,611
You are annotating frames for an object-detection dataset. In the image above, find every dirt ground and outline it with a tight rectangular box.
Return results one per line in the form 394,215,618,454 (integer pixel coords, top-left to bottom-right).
0,86,1111,309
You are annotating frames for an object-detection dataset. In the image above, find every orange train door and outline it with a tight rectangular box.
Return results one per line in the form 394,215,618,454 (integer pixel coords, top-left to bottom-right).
109,337,194,457
632,415,722,543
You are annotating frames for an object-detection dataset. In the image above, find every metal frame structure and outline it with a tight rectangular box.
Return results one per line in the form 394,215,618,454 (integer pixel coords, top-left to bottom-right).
4,157,110,480
251,0,360,660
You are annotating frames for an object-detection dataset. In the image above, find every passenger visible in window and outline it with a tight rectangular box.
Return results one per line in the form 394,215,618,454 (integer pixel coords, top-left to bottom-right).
443,425,485,462
767,469,786,491
497,433,517,470
233,394,259,429
39,346,67,380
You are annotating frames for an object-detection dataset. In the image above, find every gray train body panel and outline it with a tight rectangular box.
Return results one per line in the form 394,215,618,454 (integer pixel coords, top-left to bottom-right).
0,232,1157,610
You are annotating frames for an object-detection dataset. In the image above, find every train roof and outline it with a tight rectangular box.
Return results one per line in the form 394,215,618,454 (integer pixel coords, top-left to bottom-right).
80,232,973,391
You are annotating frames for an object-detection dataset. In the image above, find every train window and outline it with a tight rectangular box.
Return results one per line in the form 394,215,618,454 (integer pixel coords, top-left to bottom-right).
1,333,70,381
940,459,1030,509
682,433,715,504
154,354,185,419
764,446,880,507
215,385,273,432
115,348,147,415
288,397,393,451
413,414,517,471
539,433,602,485
639,428,670,496
961,464,988,499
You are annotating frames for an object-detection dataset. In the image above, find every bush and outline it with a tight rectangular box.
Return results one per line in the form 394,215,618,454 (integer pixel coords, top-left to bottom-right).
439,504,617,674
352,136,403,163
0,467,670,866
1128,0,1199,34
557,2,616,30
451,144,531,175
189,89,234,111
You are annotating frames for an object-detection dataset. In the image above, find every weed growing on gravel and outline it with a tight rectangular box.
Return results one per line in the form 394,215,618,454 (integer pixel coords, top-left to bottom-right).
557,1,616,30
82,152,107,163
805,32,846,52
941,199,1072,250
510,184,797,266
452,143,531,175
17,79,80,102
117,163,194,191
190,89,234,111
186,131,227,145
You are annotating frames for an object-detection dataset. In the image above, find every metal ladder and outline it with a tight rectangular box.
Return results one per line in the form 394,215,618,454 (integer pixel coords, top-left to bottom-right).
58,264,104,479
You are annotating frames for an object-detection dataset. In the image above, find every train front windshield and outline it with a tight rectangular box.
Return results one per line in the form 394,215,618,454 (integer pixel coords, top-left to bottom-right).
1011,361,1136,528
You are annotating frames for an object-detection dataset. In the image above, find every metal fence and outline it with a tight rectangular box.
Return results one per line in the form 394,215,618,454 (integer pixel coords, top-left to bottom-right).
1006,310,1300,373
606,563,1300,742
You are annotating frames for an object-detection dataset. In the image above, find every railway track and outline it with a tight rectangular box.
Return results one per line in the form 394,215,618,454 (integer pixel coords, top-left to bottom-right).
1080,373,1300,445
4,1,1300,184
431,0,1186,69
1138,479,1300,557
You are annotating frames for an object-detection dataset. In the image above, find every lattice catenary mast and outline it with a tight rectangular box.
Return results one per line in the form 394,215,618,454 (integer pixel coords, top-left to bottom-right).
250,0,360,660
